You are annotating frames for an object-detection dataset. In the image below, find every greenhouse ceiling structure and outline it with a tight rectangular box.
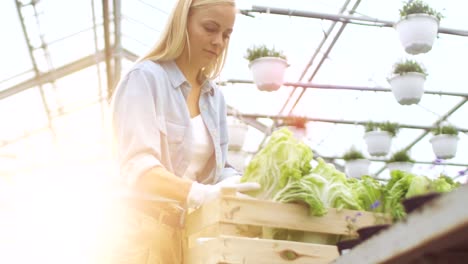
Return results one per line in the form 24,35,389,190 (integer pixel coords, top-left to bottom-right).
1,0,467,183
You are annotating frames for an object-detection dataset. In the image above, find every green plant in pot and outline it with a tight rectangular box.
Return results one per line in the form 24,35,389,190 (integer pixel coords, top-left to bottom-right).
343,148,369,179
364,121,399,156
430,124,459,159
388,60,427,105
396,0,443,54
387,150,414,173
245,45,289,92
244,45,287,62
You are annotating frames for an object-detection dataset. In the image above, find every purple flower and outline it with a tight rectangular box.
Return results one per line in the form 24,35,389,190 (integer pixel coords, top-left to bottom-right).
458,168,468,176
370,200,381,210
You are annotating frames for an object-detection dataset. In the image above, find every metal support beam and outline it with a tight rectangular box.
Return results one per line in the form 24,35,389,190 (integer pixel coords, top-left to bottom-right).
246,5,468,37
14,0,55,138
0,51,106,100
102,0,114,99
225,112,468,133
123,49,138,61
298,0,352,82
113,0,122,85
288,0,363,115
224,79,468,98
322,156,467,168
227,105,269,133
278,0,354,117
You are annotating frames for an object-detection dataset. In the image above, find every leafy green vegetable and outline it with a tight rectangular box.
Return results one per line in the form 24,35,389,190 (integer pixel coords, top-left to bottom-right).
405,175,431,198
241,127,313,199
383,170,414,220
273,158,362,216
348,175,384,212
430,175,459,193
383,171,461,221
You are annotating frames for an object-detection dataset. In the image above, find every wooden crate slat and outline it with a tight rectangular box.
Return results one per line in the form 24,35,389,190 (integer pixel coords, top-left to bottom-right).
185,235,339,264
184,193,390,263
187,223,262,249
185,198,221,235
187,195,388,236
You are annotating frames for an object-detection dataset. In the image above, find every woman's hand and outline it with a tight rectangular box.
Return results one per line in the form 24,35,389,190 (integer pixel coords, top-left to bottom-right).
186,176,260,208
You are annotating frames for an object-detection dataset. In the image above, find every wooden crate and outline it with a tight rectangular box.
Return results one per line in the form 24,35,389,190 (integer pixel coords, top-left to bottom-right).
183,188,390,264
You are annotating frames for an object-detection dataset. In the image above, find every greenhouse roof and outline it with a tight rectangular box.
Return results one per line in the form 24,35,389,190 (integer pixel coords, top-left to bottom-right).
1,0,467,182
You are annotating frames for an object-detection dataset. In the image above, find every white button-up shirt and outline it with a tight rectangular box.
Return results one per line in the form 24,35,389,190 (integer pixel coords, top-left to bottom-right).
111,60,238,188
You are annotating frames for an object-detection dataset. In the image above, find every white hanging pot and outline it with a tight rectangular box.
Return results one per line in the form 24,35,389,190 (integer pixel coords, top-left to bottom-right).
388,72,426,105
345,159,370,179
364,131,393,156
249,57,289,92
228,123,248,151
395,14,439,55
430,134,459,159
387,162,413,173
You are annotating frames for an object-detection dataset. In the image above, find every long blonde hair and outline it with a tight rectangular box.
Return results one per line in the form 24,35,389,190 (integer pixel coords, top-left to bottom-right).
138,0,236,80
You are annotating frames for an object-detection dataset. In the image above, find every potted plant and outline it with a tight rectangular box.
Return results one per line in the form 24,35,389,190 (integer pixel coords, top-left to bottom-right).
228,120,248,151
388,60,427,105
395,0,443,54
282,116,307,139
387,150,414,173
245,45,289,92
364,121,399,156
430,124,459,159
343,148,370,179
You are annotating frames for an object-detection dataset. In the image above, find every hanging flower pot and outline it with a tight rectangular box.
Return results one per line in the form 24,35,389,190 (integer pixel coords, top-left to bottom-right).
345,159,371,179
364,131,392,156
388,60,427,105
430,135,459,159
430,125,459,159
343,148,369,178
228,123,248,151
395,14,439,55
395,1,443,55
245,45,289,92
387,150,414,173
364,122,399,156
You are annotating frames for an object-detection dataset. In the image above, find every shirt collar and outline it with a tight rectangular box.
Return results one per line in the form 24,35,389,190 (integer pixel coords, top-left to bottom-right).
161,60,215,95
160,60,186,88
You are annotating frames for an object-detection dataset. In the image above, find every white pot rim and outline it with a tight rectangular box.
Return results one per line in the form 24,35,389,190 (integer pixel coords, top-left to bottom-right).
387,161,414,165
395,13,440,27
430,134,459,142
248,56,289,68
388,71,427,82
364,130,393,137
346,159,370,165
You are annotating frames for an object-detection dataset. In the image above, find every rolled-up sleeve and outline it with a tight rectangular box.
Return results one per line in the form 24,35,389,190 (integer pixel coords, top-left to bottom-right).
112,69,164,186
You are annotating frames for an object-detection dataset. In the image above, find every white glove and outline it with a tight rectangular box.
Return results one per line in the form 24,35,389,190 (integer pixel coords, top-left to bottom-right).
215,175,261,192
186,176,260,208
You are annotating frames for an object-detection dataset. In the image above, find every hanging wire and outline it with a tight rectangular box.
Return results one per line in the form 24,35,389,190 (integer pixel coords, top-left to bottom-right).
135,0,168,15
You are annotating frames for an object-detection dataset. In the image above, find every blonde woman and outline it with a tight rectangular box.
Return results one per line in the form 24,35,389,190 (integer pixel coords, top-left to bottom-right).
107,0,260,263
